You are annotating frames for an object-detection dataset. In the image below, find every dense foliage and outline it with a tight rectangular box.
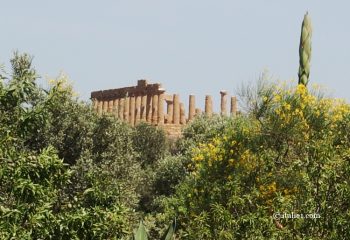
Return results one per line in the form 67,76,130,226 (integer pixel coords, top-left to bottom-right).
0,53,168,239
161,82,350,239
1,53,350,239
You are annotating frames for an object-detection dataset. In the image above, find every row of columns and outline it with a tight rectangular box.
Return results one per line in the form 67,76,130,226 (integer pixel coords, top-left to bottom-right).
93,91,166,126
94,91,238,126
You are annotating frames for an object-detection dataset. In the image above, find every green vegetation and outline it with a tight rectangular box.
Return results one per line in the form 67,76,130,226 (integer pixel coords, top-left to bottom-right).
132,220,175,240
161,82,350,239
1,14,350,239
0,52,181,239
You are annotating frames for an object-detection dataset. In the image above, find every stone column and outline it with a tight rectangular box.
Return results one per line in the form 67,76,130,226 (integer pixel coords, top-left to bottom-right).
108,100,114,113
195,108,202,116
118,98,124,120
188,94,195,121
135,95,141,125
141,94,147,122
152,94,159,124
173,94,180,124
158,92,165,125
166,100,173,124
103,100,108,114
205,95,213,117
113,99,119,118
180,103,186,124
231,96,237,116
124,97,130,123
93,99,98,112
129,96,135,126
220,90,228,116
146,94,153,123
98,100,103,116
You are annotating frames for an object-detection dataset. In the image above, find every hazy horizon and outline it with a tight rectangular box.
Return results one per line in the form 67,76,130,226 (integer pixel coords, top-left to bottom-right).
1,1,349,111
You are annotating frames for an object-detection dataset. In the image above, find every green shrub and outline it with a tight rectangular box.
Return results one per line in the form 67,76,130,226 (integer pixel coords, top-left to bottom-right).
132,122,168,167
0,53,140,239
0,146,69,239
153,155,187,197
177,115,234,153
30,75,96,165
163,82,350,239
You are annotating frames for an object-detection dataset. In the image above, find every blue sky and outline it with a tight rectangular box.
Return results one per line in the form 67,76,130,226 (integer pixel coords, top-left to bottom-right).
1,1,349,111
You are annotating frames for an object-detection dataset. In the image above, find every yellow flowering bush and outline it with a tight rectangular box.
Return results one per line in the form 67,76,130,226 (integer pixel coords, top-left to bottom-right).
164,81,350,239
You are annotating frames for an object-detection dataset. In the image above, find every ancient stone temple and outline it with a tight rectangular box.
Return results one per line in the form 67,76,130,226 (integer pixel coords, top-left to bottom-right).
91,80,238,138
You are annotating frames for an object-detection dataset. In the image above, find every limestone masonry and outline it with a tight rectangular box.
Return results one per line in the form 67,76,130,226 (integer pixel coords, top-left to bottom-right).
91,80,238,138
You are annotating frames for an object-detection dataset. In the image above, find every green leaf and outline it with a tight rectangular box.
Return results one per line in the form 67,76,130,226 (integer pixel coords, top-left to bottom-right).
161,219,176,240
83,188,94,195
133,221,148,240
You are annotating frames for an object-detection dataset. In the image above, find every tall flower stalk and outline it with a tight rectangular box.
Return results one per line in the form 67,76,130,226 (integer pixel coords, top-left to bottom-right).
298,12,312,86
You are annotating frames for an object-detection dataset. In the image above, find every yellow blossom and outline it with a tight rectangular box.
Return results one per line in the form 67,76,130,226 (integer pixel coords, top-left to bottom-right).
274,94,282,102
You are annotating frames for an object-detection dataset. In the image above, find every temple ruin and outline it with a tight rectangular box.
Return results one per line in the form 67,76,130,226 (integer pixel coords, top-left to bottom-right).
91,80,238,138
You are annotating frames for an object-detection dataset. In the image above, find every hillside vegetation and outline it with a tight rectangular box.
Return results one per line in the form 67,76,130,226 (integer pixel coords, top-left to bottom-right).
1,52,350,239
